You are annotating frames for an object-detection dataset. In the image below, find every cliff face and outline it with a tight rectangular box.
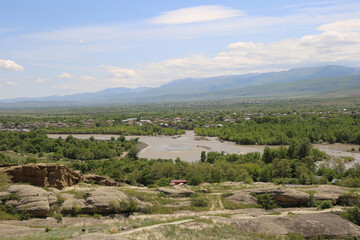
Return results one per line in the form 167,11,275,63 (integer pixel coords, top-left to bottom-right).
5,163,82,189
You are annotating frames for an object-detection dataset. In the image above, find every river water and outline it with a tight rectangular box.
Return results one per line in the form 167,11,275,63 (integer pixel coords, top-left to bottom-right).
47,131,360,166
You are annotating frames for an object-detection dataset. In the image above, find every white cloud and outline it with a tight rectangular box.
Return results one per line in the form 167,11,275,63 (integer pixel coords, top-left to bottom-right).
6,81,19,87
317,18,360,32
0,59,24,71
80,75,96,81
102,65,136,78
99,18,360,88
57,72,74,78
35,78,50,84
149,5,244,25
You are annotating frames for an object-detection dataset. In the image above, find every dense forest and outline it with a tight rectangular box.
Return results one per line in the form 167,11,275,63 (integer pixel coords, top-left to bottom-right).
195,114,360,145
45,125,185,135
0,131,139,161
1,131,360,188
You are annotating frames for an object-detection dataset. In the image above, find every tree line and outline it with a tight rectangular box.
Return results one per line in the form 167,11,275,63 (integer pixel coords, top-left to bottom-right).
194,114,360,145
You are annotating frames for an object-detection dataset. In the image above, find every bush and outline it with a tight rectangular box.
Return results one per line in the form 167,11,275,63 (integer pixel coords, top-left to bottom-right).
19,208,31,220
110,199,138,215
341,205,360,226
341,177,360,188
54,212,63,224
56,194,66,206
256,193,278,210
93,213,101,219
72,202,81,216
1,193,20,204
286,232,305,240
338,191,360,206
316,200,333,210
191,197,210,208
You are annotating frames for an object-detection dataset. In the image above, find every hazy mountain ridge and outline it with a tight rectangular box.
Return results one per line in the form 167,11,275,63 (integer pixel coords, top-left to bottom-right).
1,65,360,108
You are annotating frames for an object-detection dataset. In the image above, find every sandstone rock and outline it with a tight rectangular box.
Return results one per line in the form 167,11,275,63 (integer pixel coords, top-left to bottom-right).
0,185,57,217
82,174,116,186
228,187,310,207
6,163,82,189
158,187,195,197
59,187,151,214
299,185,346,204
225,213,360,238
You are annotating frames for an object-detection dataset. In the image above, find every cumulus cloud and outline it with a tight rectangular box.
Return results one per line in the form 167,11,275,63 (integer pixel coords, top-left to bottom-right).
100,18,360,88
57,72,74,78
102,65,136,78
0,59,24,71
149,5,244,24
35,78,50,84
80,75,96,81
317,18,360,32
6,81,19,87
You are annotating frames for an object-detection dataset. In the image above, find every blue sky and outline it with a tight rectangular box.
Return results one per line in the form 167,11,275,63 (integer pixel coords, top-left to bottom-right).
1,0,360,99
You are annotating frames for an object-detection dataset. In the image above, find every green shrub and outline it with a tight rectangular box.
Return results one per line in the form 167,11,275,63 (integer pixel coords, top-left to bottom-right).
341,205,360,226
286,232,305,240
341,177,360,188
256,193,278,210
191,198,210,208
72,202,81,216
93,213,101,219
110,199,138,215
19,208,31,220
1,193,20,204
56,194,66,206
53,212,63,224
338,191,360,206
316,200,333,210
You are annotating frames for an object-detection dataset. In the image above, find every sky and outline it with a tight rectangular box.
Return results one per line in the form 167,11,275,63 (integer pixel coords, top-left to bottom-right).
1,0,360,99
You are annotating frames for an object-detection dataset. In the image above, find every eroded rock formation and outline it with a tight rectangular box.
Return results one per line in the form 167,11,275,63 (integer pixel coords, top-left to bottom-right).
5,164,82,189
0,185,57,217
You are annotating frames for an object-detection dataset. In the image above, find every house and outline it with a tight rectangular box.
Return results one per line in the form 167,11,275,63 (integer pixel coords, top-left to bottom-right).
170,180,188,186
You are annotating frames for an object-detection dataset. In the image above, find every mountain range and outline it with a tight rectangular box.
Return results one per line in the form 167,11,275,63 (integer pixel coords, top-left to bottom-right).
1,65,360,108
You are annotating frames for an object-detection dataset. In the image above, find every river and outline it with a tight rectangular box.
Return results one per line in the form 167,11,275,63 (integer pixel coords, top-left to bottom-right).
47,131,360,166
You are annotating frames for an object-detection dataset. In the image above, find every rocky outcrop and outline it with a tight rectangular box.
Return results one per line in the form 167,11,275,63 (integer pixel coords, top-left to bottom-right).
0,185,57,217
5,164,82,189
213,213,360,238
158,187,195,197
82,174,116,186
298,185,347,204
60,187,151,214
228,187,310,207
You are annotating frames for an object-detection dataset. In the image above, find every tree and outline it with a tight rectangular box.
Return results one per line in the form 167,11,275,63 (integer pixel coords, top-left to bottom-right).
127,145,140,160
200,151,206,163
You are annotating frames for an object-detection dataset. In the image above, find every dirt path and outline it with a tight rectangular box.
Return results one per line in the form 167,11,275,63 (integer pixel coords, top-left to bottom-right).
114,219,193,236
218,195,224,210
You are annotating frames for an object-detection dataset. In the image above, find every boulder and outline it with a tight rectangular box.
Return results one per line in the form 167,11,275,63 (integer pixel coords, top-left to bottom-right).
225,213,360,238
5,163,81,189
82,174,116,186
228,187,310,207
158,187,195,197
59,187,151,214
0,185,57,217
299,185,347,204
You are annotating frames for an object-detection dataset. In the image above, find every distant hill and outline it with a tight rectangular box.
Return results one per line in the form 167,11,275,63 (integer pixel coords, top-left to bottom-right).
1,65,360,108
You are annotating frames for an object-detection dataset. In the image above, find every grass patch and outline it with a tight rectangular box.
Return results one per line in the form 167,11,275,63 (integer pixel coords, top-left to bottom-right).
61,190,91,199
